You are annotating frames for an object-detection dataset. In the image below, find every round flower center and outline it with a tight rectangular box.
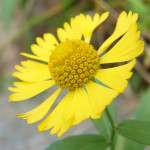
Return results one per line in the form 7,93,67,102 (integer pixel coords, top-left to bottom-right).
49,40,100,90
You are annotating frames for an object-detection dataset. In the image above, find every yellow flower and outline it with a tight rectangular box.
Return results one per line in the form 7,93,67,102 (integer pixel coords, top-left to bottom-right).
9,11,144,137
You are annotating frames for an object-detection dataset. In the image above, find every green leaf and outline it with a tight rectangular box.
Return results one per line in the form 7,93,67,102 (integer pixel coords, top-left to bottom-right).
91,101,116,139
1,0,18,29
134,87,150,120
115,120,150,145
115,132,145,150
124,139,145,150
46,134,109,150
123,87,150,150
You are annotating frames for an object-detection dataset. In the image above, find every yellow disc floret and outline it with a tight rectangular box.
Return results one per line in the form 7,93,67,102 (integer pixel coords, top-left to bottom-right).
49,40,100,90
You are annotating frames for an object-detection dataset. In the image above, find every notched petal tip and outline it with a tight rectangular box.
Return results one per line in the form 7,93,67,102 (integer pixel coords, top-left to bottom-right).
30,44,37,50
8,100,13,102
102,12,109,18
139,40,145,52
8,87,12,91
35,37,43,45
37,125,43,133
132,12,138,20
20,52,25,56
8,95,16,102
57,132,62,138
15,88,62,125
43,33,51,37
8,87,18,93
12,72,18,77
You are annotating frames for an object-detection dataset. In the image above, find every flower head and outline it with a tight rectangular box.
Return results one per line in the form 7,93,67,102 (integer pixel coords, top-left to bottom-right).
9,11,144,137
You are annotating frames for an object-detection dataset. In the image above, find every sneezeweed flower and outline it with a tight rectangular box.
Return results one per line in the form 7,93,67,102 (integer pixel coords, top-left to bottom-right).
9,11,144,137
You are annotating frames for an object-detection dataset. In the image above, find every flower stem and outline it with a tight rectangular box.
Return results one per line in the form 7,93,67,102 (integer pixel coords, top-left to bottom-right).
105,107,115,150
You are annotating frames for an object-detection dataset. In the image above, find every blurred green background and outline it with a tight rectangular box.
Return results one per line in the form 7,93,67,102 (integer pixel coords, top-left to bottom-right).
0,0,150,150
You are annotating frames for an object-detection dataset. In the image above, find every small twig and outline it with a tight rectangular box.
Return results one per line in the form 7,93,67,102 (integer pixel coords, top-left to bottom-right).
135,60,150,84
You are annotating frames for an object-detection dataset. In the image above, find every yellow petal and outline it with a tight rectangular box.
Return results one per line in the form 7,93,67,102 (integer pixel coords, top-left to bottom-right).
57,14,83,42
57,13,109,43
57,118,73,137
12,60,51,82
17,88,62,124
62,88,100,126
22,33,58,62
85,81,118,115
8,80,55,101
36,33,58,51
57,28,68,43
38,87,100,137
21,53,48,62
98,11,138,55
30,44,50,62
21,49,50,62
100,23,144,64
38,91,75,133
81,12,109,43
94,60,136,93
56,87,101,136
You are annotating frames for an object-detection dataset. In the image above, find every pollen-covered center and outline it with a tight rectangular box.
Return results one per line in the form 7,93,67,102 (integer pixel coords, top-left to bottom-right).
49,40,100,90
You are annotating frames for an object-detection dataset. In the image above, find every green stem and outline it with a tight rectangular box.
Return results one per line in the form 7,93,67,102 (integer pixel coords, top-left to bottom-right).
105,107,115,150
